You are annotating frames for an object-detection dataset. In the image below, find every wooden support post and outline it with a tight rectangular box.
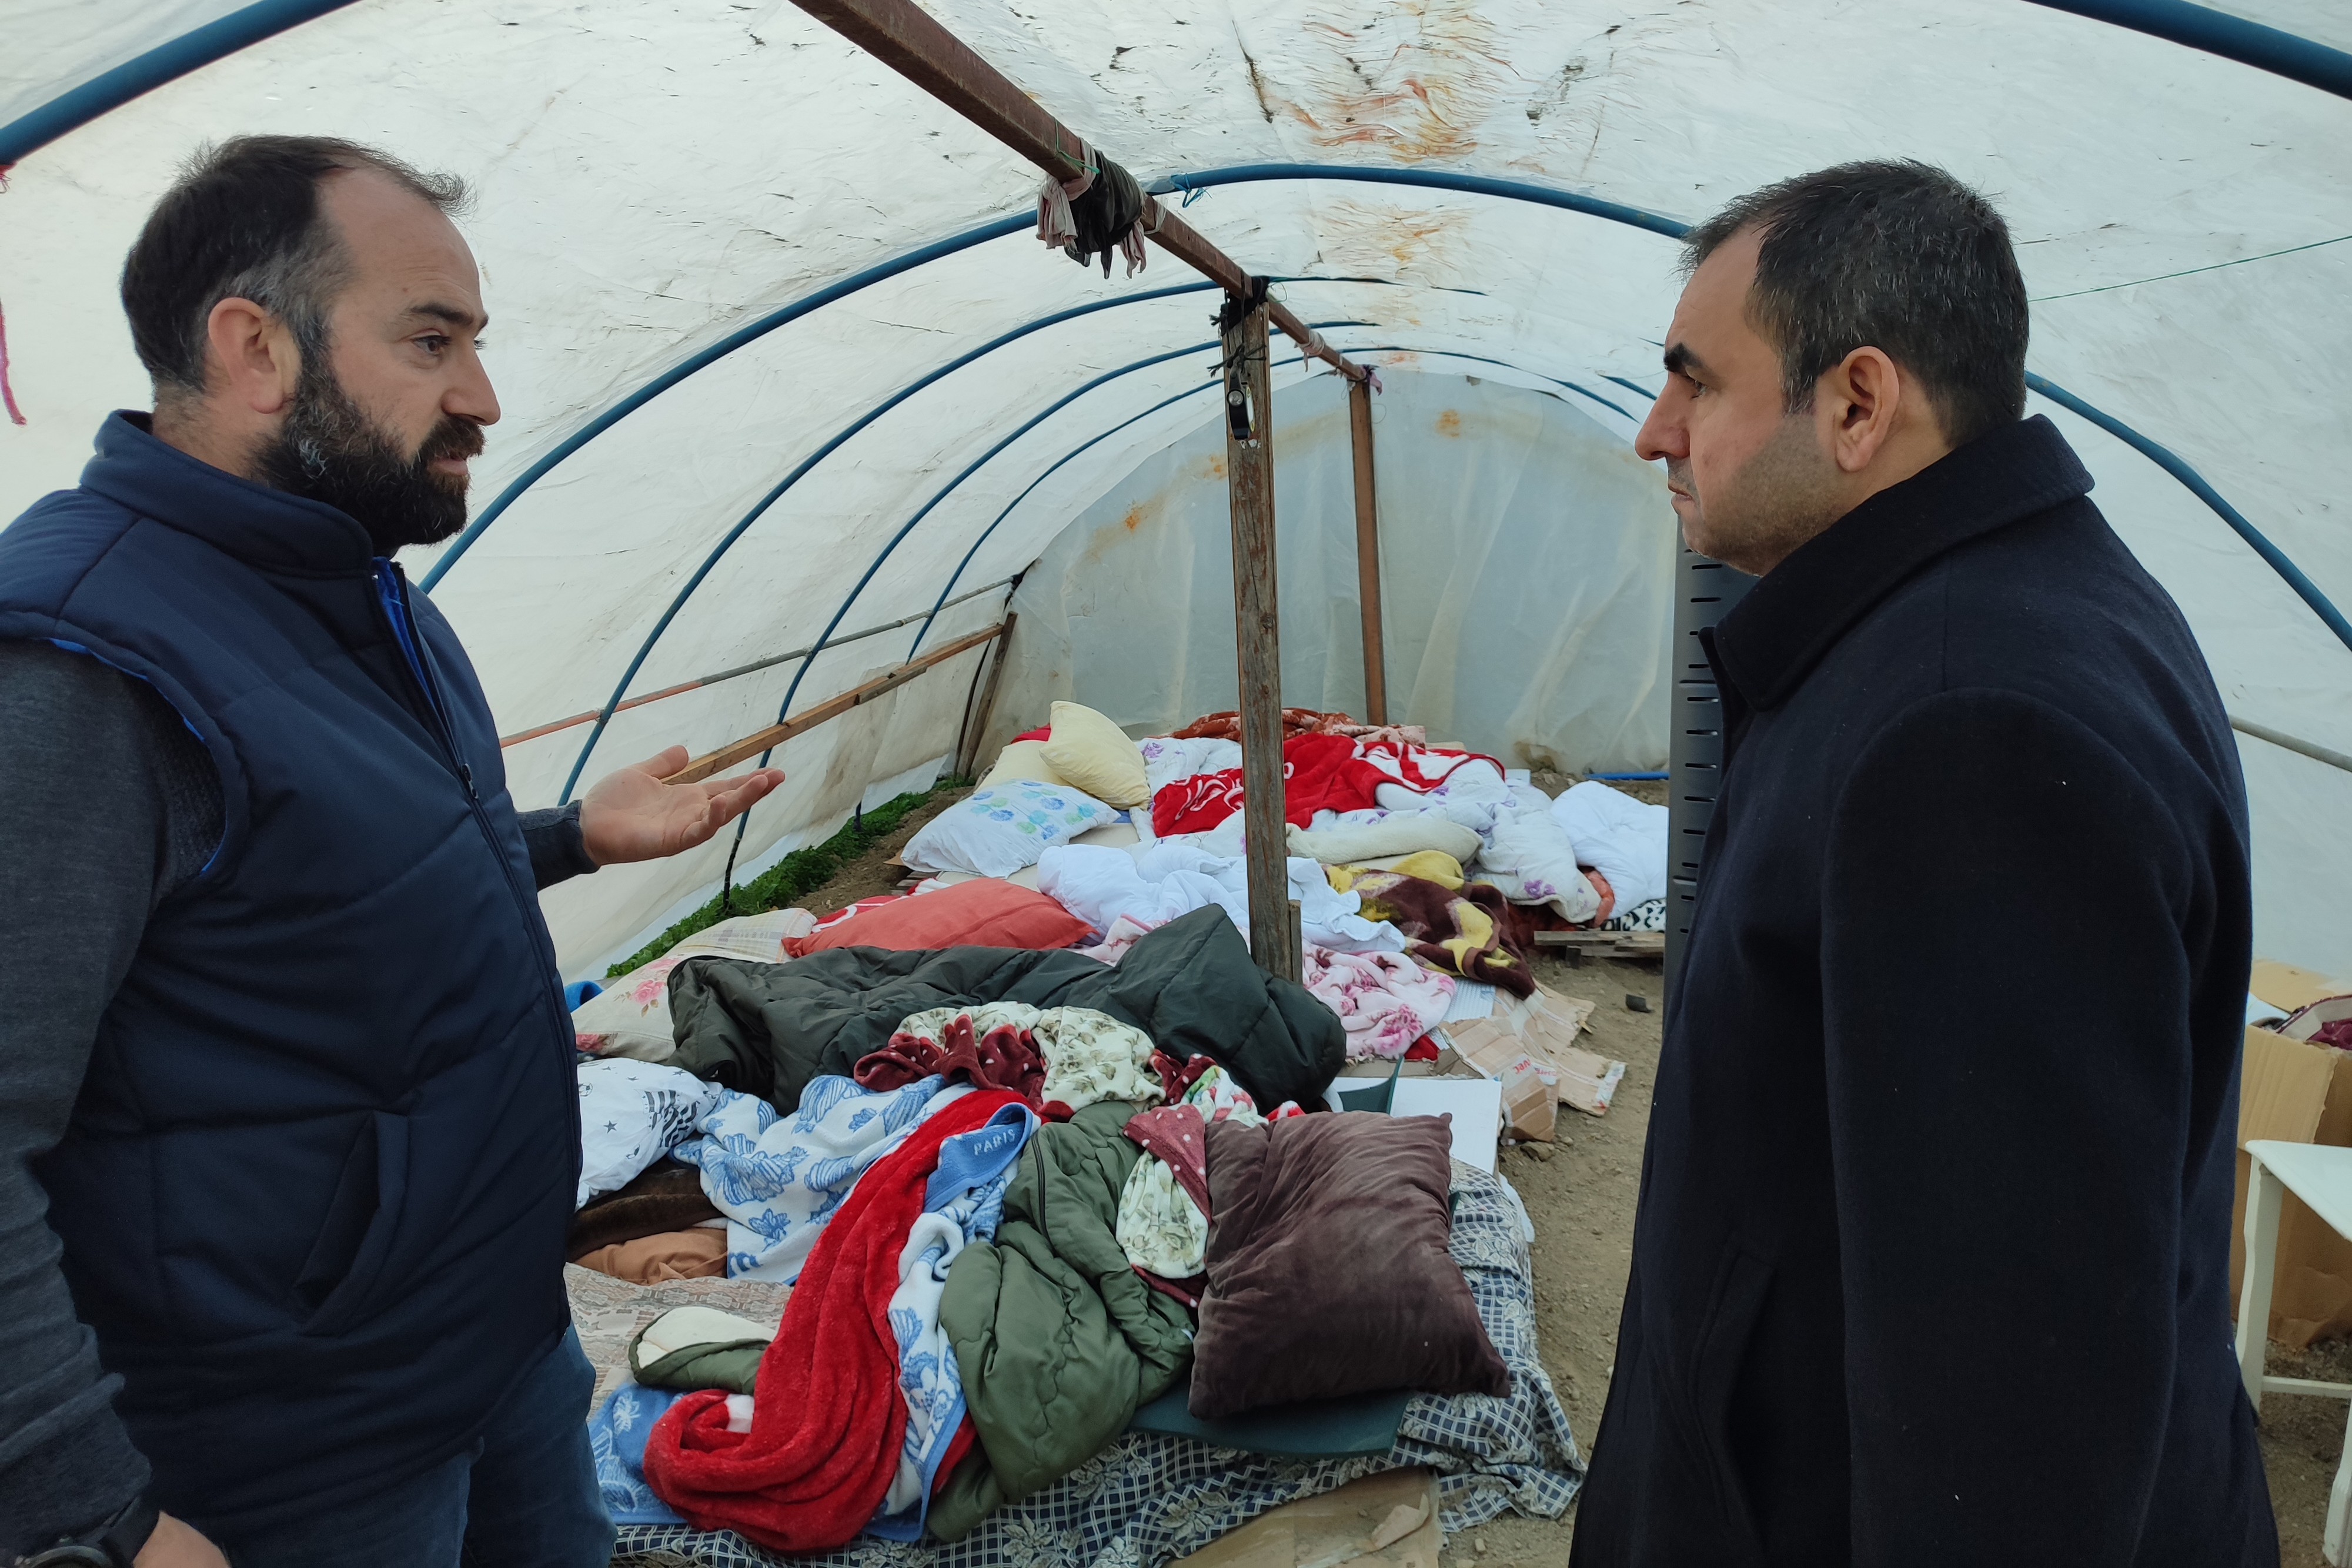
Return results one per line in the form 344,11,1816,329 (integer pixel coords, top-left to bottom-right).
1348,375,1387,726
1222,289,1297,982
954,610,1015,778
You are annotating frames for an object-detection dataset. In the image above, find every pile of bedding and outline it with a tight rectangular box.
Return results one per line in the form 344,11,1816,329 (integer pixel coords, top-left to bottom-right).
555,700,1648,1554
896,702,1667,1049
563,906,1559,1553
587,1163,1581,1567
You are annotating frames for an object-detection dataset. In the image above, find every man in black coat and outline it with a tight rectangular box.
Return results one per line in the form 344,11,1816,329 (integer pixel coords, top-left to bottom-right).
1568,162,2277,1564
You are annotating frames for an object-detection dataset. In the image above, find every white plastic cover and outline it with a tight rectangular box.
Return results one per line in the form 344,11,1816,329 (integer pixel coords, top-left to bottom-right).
993,369,1672,772
1,1,2346,972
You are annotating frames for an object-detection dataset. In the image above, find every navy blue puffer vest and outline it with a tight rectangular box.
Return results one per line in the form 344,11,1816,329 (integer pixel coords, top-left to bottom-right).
0,413,577,1529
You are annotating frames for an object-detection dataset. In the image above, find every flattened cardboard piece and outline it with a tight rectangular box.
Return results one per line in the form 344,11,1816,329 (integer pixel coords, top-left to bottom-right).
1442,982,1618,1128
2253,960,2350,1014
1441,1025,1555,1143
1173,1467,1440,1568
1552,1045,1629,1116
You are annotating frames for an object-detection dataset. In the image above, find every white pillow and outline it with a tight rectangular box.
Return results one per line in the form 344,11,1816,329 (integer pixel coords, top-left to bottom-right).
901,780,1117,878
577,1058,725,1209
1138,734,1244,797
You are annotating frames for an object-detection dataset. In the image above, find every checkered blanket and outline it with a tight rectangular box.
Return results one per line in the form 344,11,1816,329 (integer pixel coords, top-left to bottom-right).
599,1162,1582,1567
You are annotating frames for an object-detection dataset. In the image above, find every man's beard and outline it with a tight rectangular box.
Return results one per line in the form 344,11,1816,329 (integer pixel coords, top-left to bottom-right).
253,361,485,556
1672,413,1845,577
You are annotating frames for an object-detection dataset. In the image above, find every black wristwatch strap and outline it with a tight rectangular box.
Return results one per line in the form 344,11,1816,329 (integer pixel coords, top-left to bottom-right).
12,1490,158,1568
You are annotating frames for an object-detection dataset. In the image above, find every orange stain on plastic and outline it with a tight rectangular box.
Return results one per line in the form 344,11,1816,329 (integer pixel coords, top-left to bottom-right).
1247,0,1508,165
1435,410,1462,438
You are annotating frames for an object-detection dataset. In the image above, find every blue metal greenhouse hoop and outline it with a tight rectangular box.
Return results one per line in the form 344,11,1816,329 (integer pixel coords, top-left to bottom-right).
417,209,1030,590
2024,372,2352,650
557,317,1362,799
903,342,1648,661
2022,0,2352,98
1562,366,2352,653
547,281,1391,800
697,322,1349,804
426,158,2349,666
549,280,1220,798
0,0,363,168
2,4,2341,655
708,336,1617,872
5,0,2344,169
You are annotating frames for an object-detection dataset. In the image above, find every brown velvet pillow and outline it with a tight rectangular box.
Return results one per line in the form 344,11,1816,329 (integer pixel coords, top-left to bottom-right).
1189,1111,1509,1419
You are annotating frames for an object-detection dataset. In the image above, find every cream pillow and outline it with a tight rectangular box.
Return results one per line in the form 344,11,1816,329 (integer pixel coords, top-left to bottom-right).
1038,700,1148,808
978,738,1065,788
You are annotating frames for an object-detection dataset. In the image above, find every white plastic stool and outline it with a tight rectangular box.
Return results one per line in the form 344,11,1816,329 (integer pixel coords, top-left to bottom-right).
2240,1139,2352,1564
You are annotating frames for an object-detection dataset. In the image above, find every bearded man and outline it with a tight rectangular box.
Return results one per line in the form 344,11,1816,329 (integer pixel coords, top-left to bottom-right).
1569,162,2276,1564
0,138,779,1567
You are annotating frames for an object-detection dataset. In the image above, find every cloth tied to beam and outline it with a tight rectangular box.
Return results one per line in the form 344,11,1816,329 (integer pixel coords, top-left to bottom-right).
640,1088,1023,1551
1296,329,1381,392
1036,138,1148,277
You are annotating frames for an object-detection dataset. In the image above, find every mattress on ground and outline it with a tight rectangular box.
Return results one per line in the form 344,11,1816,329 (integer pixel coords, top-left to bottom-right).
603,1162,1582,1567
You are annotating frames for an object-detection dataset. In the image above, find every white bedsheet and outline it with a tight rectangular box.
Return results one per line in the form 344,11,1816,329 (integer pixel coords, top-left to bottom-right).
1037,841,1406,954
1552,780,1670,911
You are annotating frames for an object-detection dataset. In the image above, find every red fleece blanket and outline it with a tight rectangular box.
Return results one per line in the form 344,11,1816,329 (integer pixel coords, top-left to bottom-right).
641,1089,1019,1551
1151,733,1504,837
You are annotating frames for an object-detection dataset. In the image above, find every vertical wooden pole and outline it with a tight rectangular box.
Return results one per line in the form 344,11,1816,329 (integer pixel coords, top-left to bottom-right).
1222,289,1297,982
1348,376,1387,726
954,610,1016,779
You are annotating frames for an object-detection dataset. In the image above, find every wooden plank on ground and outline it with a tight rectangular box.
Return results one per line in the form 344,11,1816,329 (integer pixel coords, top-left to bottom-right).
1534,930,1667,963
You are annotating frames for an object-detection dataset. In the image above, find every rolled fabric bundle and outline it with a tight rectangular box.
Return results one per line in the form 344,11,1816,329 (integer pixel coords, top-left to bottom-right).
1286,811,1482,866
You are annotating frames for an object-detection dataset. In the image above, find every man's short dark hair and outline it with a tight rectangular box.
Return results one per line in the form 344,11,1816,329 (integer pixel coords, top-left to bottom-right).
121,135,467,401
1683,160,2029,448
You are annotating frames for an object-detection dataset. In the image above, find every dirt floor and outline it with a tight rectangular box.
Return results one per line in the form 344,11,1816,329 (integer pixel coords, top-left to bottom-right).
796,776,2345,1562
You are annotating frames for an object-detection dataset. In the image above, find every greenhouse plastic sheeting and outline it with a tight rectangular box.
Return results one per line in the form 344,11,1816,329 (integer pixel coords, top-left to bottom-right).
992,370,1673,772
2,0,2347,974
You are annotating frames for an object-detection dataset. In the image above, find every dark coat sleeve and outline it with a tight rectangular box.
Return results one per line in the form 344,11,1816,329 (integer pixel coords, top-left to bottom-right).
1820,688,2212,1563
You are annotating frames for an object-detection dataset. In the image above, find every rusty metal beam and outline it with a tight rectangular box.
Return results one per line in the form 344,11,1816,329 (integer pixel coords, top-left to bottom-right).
791,0,1368,385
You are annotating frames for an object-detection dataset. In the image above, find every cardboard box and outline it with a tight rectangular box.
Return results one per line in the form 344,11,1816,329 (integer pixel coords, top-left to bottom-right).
1435,1027,1555,1144
2232,962,2352,1347
1173,1466,1439,1567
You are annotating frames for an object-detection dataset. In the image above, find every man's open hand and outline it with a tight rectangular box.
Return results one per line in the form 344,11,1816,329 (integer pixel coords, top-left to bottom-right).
577,747,784,865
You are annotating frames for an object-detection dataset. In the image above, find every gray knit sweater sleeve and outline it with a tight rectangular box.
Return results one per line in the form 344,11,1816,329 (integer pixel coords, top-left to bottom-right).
0,641,215,1551
0,641,594,1552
